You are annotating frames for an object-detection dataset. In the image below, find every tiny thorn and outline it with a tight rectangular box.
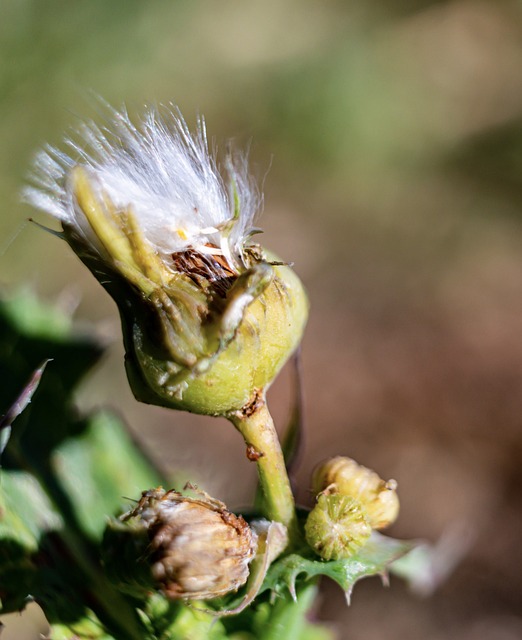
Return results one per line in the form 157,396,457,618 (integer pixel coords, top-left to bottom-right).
288,580,298,603
246,444,264,461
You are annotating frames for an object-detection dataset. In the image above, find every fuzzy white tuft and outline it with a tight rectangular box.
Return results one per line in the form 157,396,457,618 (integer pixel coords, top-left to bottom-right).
24,104,262,270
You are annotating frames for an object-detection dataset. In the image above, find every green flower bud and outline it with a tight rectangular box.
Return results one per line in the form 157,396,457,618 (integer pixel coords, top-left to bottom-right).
304,493,372,561
103,487,257,600
25,106,308,416
312,457,400,530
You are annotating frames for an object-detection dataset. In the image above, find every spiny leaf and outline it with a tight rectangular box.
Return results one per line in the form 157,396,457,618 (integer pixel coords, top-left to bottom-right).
262,532,415,603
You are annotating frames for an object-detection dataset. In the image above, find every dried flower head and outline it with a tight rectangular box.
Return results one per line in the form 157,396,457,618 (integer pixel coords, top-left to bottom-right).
107,487,257,601
24,105,308,415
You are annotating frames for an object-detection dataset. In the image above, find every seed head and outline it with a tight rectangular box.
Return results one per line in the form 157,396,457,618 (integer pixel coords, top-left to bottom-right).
24,104,308,415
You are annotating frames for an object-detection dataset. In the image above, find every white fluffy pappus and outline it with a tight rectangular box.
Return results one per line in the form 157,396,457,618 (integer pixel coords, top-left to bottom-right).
23,104,262,273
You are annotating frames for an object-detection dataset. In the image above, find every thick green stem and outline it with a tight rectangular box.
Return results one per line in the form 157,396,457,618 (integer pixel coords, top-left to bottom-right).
229,399,299,543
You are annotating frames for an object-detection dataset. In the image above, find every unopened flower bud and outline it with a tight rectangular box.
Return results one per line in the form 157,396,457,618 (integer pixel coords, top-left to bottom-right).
25,105,308,416
312,457,399,530
304,493,372,561
103,487,257,600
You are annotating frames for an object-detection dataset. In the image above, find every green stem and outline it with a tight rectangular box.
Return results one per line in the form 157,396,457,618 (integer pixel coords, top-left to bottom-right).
229,398,299,543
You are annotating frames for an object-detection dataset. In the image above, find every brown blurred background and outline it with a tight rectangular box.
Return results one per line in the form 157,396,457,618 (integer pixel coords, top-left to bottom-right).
2,1,522,638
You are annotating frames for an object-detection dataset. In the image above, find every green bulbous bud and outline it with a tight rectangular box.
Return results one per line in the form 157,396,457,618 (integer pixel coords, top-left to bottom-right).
305,493,372,561
102,487,257,601
119,250,308,416
312,457,400,530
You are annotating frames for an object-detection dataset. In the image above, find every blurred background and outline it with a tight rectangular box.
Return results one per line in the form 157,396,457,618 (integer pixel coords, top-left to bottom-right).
2,1,522,638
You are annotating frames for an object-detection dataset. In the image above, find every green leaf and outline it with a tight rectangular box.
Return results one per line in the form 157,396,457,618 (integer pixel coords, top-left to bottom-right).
137,594,231,640
251,584,333,640
51,617,118,640
0,470,63,551
222,583,333,640
262,531,415,603
52,410,163,539
0,288,73,339
0,468,90,621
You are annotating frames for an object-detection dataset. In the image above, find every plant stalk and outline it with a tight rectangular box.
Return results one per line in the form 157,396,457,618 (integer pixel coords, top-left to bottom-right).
229,397,299,543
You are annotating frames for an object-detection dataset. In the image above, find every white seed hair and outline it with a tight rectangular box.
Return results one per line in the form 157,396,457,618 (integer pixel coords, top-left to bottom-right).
23,104,262,269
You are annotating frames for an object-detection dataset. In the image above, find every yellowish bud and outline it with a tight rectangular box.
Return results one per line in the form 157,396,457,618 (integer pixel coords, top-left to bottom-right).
312,457,399,530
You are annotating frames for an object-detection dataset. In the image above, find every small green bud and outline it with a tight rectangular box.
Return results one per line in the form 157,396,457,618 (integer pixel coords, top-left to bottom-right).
304,493,372,561
103,487,257,601
312,457,400,530
25,106,308,416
